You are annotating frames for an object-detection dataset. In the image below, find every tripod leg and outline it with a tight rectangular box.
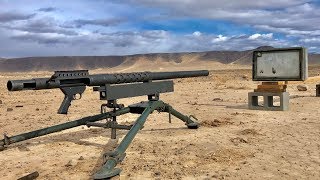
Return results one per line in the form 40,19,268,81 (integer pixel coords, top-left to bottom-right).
164,103,199,129
93,101,162,179
0,107,130,150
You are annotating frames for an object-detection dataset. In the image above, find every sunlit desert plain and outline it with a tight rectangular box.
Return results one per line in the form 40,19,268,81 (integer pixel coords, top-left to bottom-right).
0,58,319,179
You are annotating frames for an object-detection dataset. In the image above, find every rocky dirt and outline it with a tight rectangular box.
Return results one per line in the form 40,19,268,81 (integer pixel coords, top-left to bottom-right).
0,65,319,179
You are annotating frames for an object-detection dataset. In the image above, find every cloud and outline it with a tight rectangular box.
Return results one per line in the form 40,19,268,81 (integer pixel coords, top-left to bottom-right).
11,33,68,44
212,35,228,42
116,0,320,53
123,1,319,38
0,12,36,22
124,0,308,10
0,1,319,57
37,7,57,12
299,37,320,43
248,33,273,40
1,17,78,36
3,28,294,57
193,31,201,37
254,25,320,36
74,18,126,27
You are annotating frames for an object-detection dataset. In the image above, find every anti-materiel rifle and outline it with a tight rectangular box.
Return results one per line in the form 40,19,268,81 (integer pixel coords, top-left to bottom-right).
2,69,209,179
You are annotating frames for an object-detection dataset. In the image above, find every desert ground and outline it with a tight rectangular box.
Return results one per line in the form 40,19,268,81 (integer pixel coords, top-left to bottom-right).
0,61,319,180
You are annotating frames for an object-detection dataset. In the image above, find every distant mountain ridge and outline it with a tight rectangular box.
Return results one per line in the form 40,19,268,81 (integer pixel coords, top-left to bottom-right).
0,47,319,72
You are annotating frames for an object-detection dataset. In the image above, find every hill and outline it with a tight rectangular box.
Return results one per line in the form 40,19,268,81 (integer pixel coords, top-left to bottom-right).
0,47,319,72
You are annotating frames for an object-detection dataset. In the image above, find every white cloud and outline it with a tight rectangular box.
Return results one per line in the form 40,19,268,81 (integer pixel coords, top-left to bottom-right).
126,1,319,47
248,33,273,40
262,33,273,39
299,38,320,43
192,31,201,37
0,1,320,56
212,35,228,42
256,25,320,38
0,26,296,57
128,0,308,10
249,34,261,40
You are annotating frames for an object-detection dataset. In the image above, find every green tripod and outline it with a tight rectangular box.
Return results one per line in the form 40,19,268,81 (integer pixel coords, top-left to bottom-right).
90,94,199,179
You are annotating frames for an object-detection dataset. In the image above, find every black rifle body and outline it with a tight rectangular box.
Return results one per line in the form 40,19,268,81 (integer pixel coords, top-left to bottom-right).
7,70,209,91
7,70,209,114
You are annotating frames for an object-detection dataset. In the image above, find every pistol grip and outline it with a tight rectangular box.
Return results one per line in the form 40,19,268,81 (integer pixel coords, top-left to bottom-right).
58,95,73,114
58,85,86,114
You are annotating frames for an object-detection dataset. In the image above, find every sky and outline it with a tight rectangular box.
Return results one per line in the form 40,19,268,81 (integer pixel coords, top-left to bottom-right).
0,0,319,57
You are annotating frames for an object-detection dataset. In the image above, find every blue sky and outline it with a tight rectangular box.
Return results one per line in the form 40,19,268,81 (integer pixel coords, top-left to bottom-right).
0,0,319,57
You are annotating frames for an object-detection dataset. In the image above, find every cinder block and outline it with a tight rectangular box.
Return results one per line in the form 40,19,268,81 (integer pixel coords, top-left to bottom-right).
248,92,289,111
316,84,320,97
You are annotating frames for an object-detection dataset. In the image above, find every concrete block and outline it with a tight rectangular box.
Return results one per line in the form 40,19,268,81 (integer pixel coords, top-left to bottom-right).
248,92,289,111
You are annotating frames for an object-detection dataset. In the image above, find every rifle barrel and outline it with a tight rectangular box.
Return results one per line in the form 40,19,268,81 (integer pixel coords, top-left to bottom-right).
7,70,209,91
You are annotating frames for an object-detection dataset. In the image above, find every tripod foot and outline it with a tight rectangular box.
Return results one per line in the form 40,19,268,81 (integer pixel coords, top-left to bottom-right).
186,115,199,129
187,122,199,129
93,167,121,179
